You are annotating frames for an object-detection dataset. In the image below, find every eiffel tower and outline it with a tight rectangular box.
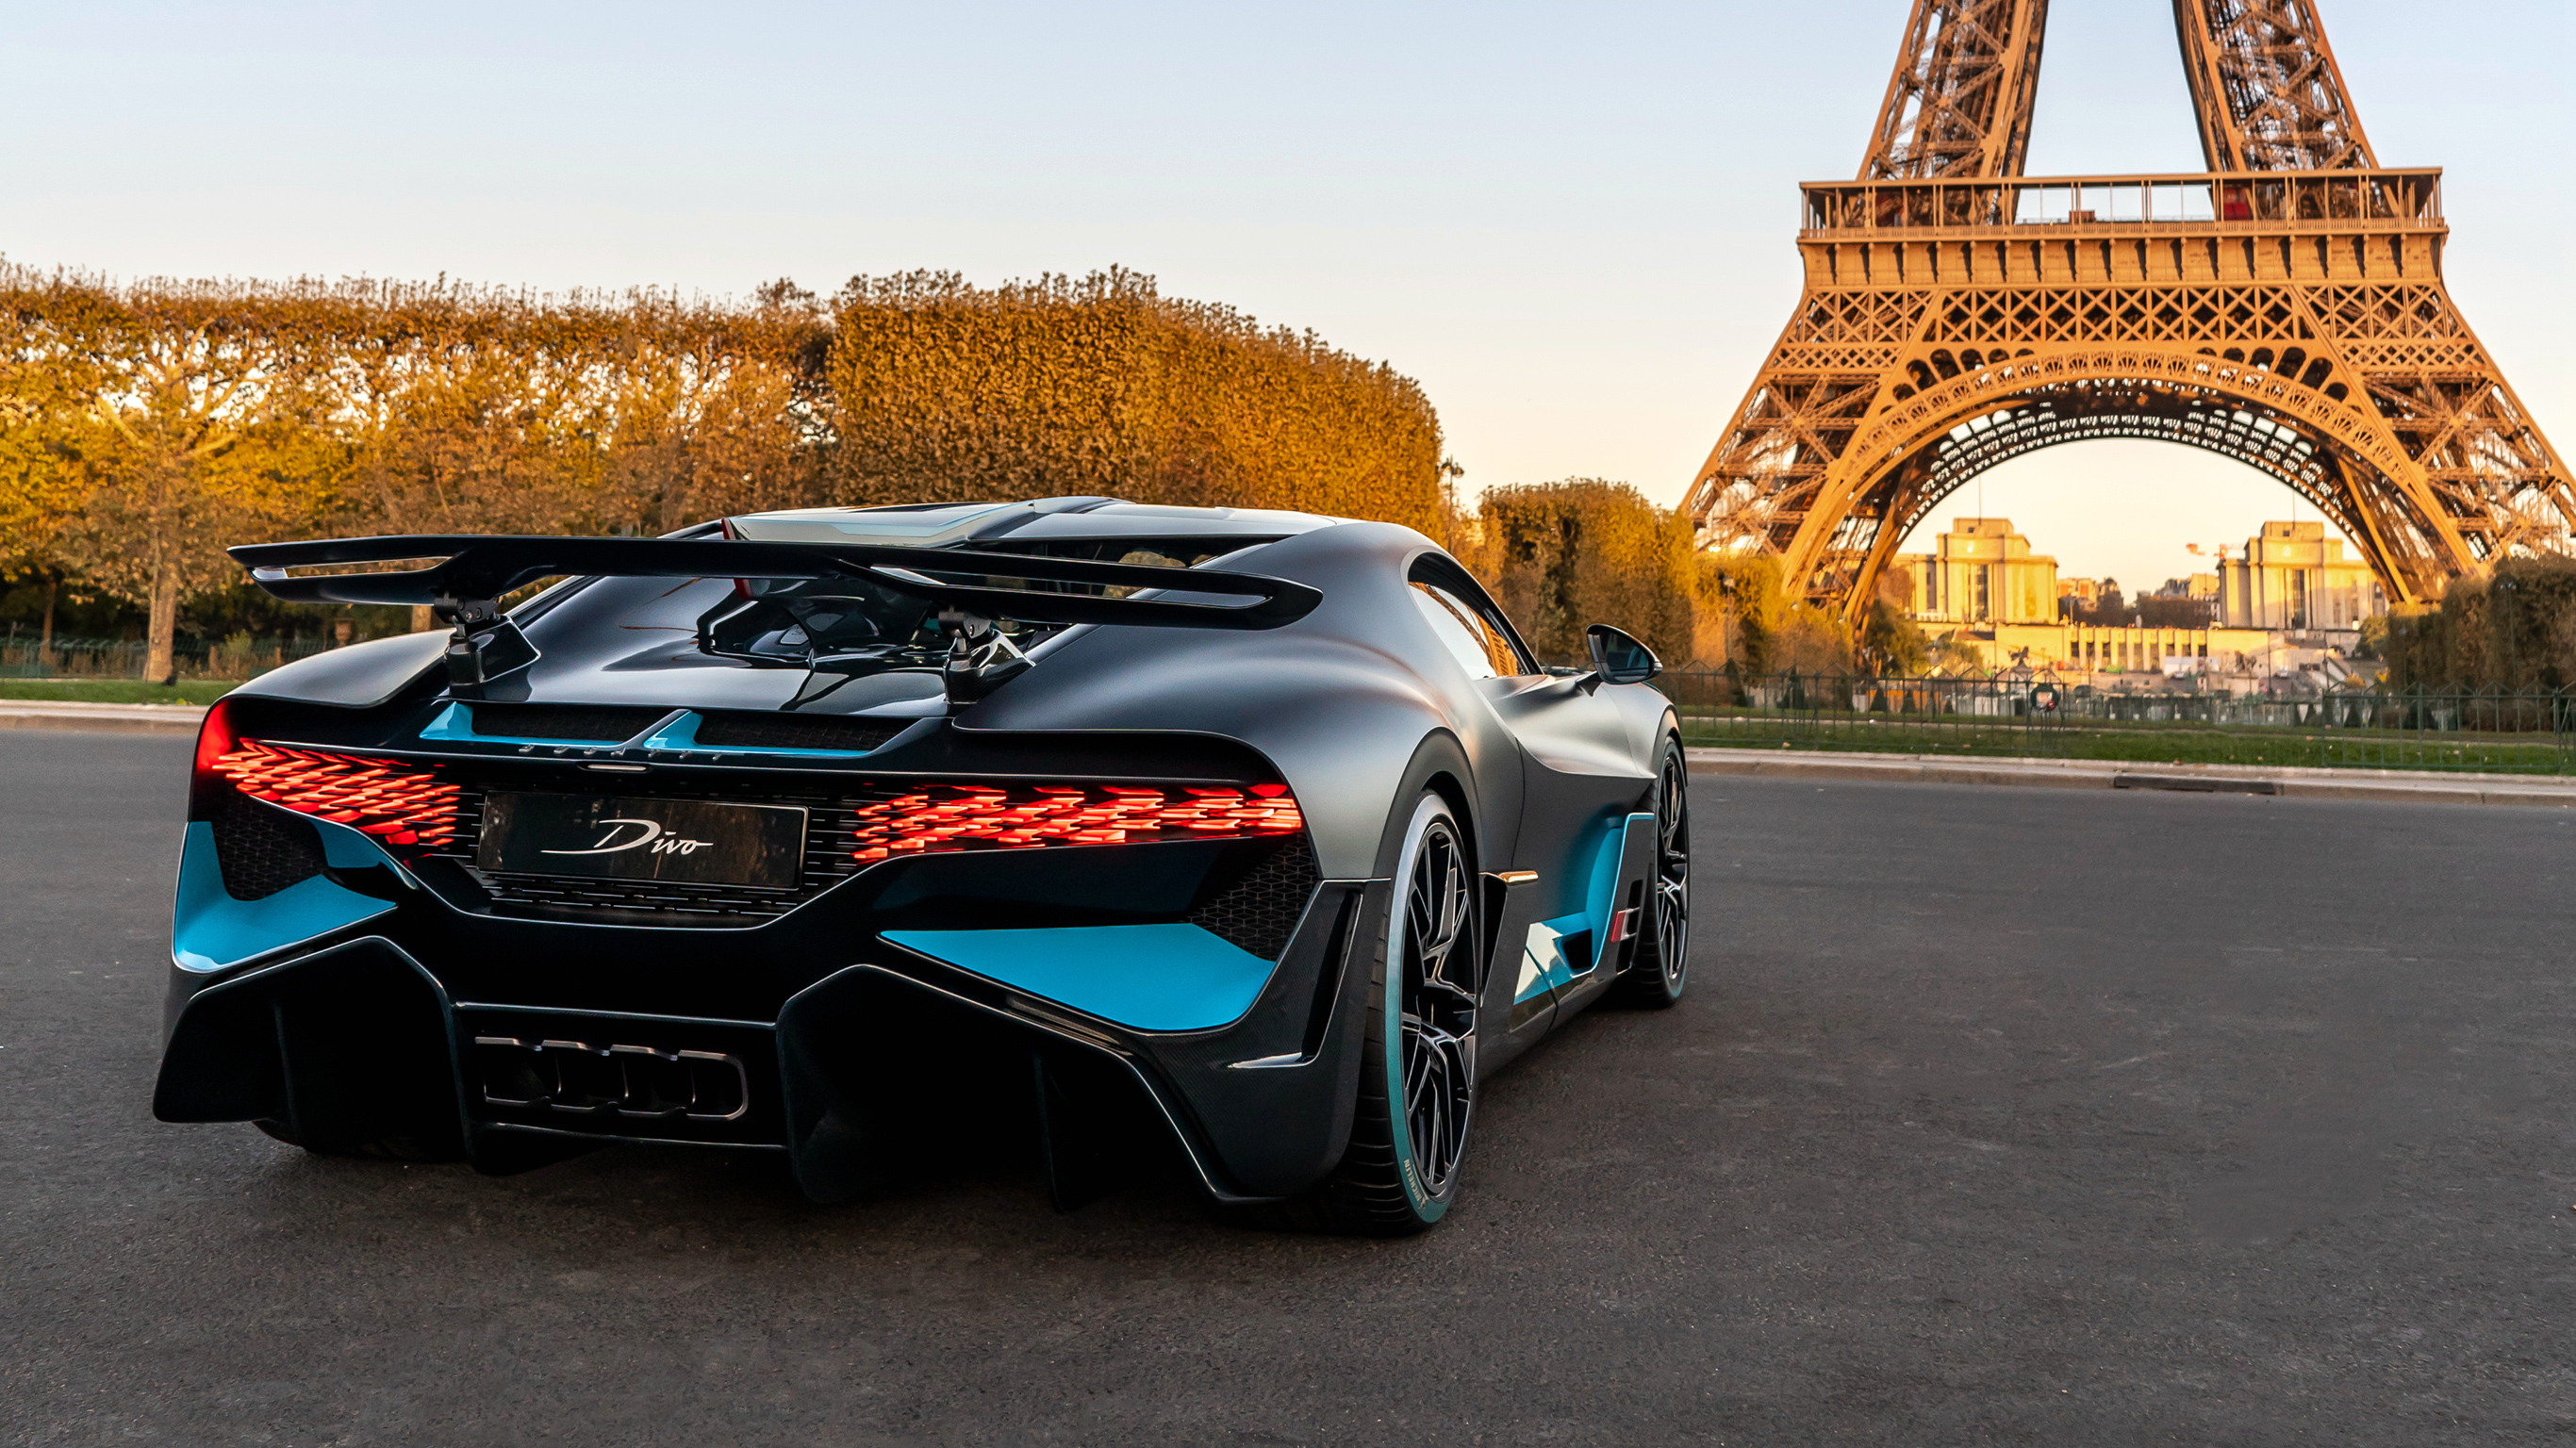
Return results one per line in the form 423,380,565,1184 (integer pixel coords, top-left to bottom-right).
1684,0,2574,619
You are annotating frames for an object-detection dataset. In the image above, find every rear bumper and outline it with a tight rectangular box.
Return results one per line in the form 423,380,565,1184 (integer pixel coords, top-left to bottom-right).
155,874,1383,1203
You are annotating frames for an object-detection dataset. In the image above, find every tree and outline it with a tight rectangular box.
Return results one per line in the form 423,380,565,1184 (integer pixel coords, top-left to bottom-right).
595,288,832,535
0,287,88,653
33,278,333,683
1458,480,1697,666
1858,598,1931,674
828,270,1442,530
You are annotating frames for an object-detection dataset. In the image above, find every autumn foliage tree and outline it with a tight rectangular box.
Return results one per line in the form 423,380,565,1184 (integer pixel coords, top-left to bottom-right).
828,270,1443,531
0,274,345,681
2386,556,2576,690
1454,480,1700,666
0,264,1454,672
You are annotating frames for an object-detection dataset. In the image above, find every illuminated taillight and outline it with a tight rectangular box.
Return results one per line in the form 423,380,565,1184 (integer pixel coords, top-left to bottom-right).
848,782,1302,863
208,740,463,849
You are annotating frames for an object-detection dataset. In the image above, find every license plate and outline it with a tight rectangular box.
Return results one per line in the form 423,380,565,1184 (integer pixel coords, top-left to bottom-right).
479,793,808,889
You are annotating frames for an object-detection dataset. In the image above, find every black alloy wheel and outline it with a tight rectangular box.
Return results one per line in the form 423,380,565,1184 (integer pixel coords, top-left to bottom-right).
1286,791,1479,1234
1396,809,1477,1203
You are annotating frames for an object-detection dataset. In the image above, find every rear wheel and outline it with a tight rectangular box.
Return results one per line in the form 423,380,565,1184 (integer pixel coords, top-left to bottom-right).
1296,792,1478,1235
1614,738,1692,1009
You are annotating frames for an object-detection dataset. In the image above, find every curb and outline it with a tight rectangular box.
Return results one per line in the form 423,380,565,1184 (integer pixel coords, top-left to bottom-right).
0,702,208,737
1686,747,2576,810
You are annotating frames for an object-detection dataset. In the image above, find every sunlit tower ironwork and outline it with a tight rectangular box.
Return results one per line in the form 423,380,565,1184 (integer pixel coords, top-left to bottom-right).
1685,0,2573,621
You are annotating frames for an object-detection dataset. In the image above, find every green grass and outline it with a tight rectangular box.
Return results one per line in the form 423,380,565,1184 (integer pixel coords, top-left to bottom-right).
1680,720,2572,774
0,679,236,705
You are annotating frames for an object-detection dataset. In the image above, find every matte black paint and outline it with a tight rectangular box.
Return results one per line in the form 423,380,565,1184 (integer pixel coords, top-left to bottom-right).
157,505,1680,1207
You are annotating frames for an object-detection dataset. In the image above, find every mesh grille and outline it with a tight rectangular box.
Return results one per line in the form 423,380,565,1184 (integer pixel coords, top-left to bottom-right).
210,790,328,901
433,777,1311,933
1187,837,1319,960
469,704,669,742
441,788,866,924
692,713,910,752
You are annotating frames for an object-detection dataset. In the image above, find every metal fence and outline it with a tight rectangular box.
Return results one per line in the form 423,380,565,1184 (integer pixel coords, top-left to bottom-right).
0,634,335,682
1658,670,2576,775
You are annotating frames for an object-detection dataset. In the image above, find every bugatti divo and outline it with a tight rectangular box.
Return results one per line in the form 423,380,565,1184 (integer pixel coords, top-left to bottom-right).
154,498,1691,1233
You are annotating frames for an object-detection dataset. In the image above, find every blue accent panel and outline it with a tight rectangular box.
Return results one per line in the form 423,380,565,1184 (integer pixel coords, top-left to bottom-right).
418,702,474,742
429,704,885,758
421,701,665,749
1588,814,1654,946
172,823,395,975
638,711,887,759
1585,826,1624,946
636,711,702,749
883,924,1279,1033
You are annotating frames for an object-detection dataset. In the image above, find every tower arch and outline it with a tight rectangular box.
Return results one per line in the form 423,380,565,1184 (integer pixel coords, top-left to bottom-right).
1816,347,2448,613
1686,0,2574,624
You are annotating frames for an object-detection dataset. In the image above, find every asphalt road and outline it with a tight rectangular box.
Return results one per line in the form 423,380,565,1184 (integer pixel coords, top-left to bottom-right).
5,729,2573,1446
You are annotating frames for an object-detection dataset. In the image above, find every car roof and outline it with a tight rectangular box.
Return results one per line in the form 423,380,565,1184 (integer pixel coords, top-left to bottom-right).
729,497,1345,548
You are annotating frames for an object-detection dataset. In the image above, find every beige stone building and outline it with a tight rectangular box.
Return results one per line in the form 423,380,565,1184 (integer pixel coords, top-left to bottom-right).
2216,520,2385,630
1943,620,2275,675
1892,518,2060,623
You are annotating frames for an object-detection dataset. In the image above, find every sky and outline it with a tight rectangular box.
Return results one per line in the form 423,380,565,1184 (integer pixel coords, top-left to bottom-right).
4,0,2567,590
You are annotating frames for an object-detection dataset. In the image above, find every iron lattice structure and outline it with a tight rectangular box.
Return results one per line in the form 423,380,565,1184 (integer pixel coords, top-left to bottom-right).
1687,0,2573,618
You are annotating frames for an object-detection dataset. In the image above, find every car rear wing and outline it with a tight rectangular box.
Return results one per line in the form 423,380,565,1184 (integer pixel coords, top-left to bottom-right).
229,534,1323,632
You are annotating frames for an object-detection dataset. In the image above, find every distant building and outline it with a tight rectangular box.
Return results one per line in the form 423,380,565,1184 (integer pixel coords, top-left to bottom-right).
2216,520,2386,630
1942,620,2274,676
1892,518,2060,623
2138,578,2216,628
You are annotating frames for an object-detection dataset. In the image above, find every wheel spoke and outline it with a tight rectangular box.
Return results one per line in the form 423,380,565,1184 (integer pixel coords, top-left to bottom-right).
1394,814,1478,1198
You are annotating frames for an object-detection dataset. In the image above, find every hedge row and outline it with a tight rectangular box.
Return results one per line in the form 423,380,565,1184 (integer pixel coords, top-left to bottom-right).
0,267,1443,674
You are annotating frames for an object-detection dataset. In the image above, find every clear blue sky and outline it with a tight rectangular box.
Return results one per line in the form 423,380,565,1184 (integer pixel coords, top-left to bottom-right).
6,0,2565,588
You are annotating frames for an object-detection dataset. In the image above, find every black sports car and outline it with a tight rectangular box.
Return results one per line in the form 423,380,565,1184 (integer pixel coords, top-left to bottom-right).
155,498,1692,1233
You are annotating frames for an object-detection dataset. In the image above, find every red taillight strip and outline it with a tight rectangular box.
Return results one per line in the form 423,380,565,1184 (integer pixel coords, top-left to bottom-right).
848,782,1302,863
210,741,463,848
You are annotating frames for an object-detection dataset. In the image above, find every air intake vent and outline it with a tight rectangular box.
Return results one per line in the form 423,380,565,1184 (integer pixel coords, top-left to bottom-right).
691,713,910,752
469,704,669,742
209,789,327,901
1187,837,1319,960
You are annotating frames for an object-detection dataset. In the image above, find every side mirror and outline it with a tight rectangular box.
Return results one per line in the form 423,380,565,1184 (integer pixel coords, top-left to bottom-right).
1584,624,1660,690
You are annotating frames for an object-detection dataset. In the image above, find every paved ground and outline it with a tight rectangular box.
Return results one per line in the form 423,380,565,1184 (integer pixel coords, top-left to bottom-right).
5,730,2573,1446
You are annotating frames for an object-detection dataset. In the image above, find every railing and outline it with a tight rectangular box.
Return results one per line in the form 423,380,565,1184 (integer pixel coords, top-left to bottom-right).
0,634,337,682
1660,671,2576,775
1799,168,2443,234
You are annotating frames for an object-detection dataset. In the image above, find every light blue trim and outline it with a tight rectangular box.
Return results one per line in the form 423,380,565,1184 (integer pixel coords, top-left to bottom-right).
172,822,396,975
425,703,888,759
1588,814,1654,946
636,711,703,750
882,923,1278,1033
418,701,477,741
1511,813,1651,1006
421,701,663,749
637,711,888,759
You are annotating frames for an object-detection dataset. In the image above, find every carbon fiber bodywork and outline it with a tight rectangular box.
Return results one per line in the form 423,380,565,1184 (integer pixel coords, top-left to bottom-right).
154,503,1679,1208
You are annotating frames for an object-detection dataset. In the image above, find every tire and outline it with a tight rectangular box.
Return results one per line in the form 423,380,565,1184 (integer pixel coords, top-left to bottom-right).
1613,737,1692,1009
1294,792,1479,1235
